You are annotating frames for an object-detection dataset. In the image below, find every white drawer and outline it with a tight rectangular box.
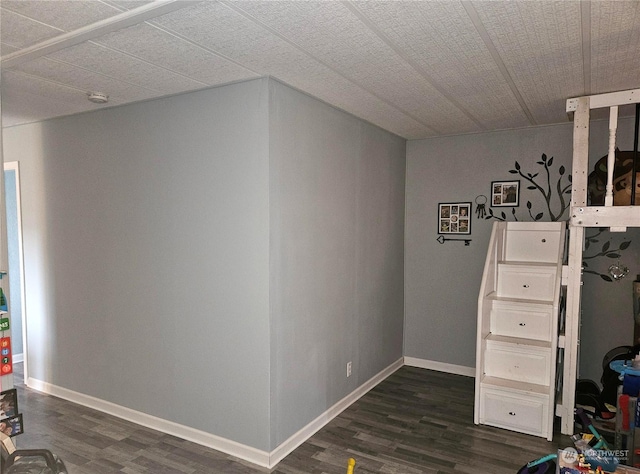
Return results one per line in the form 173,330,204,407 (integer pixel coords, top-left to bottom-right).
480,388,547,436
497,264,557,301
504,228,562,263
484,341,551,385
490,302,552,341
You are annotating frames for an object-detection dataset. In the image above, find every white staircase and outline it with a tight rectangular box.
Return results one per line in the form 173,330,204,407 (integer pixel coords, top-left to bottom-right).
474,221,566,441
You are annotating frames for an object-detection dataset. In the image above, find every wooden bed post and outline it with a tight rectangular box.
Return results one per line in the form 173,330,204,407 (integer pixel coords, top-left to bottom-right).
561,96,590,434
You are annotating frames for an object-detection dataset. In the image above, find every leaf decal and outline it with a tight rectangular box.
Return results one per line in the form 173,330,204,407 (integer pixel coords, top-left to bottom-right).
620,241,631,250
548,156,554,166
559,165,565,175
535,212,544,220
606,253,620,259
601,275,613,282
515,161,521,170
602,241,611,252
527,201,532,209
528,186,537,190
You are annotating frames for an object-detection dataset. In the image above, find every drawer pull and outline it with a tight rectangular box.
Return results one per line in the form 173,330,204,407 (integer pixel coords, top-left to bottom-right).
523,284,530,288
541,239,546,243
519,322,526,326
508,411,516,416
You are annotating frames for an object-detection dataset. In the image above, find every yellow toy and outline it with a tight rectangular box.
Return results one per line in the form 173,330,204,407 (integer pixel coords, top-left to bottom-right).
346,457,356,474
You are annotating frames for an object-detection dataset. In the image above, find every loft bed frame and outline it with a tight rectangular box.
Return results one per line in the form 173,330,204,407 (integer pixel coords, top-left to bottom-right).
559,88,640,434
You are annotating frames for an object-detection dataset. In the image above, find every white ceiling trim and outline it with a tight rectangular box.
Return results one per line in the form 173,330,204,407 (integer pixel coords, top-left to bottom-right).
2,0,202,69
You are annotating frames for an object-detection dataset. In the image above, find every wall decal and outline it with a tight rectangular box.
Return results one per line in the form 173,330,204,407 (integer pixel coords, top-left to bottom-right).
583,230,632,282
486,153,571,222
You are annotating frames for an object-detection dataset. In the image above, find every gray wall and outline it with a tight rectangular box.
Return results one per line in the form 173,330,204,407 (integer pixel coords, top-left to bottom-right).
2,77,406,453
406,116,640,385
268,80,406,448
3,79,272,450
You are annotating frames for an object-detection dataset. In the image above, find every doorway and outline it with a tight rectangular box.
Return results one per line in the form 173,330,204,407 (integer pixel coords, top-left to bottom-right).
4,162,26,383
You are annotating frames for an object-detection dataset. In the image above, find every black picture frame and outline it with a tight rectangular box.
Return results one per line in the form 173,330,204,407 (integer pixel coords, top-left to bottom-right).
0,388,17,419
491,180,520,207
438,202,471,235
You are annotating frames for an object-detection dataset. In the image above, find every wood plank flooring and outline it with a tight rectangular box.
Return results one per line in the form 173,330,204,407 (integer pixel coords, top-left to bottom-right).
7,364,574,473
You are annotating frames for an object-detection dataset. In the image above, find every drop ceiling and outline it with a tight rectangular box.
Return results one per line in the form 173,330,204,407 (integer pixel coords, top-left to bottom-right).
1,0,639,139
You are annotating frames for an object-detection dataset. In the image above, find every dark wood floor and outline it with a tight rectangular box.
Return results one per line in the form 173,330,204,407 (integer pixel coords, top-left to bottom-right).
8,364,574,473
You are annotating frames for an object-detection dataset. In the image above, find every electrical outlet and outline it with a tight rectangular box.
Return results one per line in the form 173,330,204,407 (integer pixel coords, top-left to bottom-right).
346,361,352,377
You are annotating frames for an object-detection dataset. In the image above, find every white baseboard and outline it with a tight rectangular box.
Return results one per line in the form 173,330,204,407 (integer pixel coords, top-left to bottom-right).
268,357,404,468
26,377,271,467
403,356,475,377
26,357,404,470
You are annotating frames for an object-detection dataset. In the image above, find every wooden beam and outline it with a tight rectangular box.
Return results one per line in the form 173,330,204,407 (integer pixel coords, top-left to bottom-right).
570,205,640,228
567,88,640,112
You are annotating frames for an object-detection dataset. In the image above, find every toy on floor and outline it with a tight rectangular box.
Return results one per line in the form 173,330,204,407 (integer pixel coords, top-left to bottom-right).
346,457,356,474
517,408,618,474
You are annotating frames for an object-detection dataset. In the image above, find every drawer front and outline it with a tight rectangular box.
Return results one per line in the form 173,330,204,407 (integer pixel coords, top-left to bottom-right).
484,343,550,385
497,266,556,301
490,303,552,341
481,389,546,435
505,229,562,263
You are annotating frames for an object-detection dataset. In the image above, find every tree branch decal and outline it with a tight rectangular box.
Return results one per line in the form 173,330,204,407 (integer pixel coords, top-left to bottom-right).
486,153,572,222
583,229,632,282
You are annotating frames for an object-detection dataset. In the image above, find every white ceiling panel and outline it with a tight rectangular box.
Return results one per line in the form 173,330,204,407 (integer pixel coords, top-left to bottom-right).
12,57,161,103
1,70,117,126
229,1,480,135
352,1,530,132
93,22,259,86
472,1,585,125
1,0,124,31
2,0,640,138
0,43,20,57
1,7,63,49
591,1,640,94
45,41,209,94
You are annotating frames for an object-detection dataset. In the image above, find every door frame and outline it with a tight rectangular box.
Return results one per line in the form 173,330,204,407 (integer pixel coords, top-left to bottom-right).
4,161,27,384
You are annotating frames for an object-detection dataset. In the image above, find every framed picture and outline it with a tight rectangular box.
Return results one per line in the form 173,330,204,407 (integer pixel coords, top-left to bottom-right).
0,414,23,437
438,202,471,235
0,389,17,418
491,180,520,207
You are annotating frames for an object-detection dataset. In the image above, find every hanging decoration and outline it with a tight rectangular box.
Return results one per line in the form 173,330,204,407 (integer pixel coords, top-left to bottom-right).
475,195,487,219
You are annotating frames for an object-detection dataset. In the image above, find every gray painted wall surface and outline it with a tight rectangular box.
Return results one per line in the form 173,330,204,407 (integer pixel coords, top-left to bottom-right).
406,117,640,385
268,80,406,449
3,77,406,453
3,79,272,450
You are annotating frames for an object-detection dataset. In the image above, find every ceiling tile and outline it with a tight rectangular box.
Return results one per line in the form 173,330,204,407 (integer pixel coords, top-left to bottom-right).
1,43,20,57
0,7,63,49
1,70,119,126
12,57,161,103
472,1,585,125
591,1,640,94
93,22,259,86
352,1,531,132
1,0,124,32
229,1,481,135
45,41,209,94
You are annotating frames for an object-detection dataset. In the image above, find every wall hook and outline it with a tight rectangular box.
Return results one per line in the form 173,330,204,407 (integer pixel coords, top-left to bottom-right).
437,235,471,246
